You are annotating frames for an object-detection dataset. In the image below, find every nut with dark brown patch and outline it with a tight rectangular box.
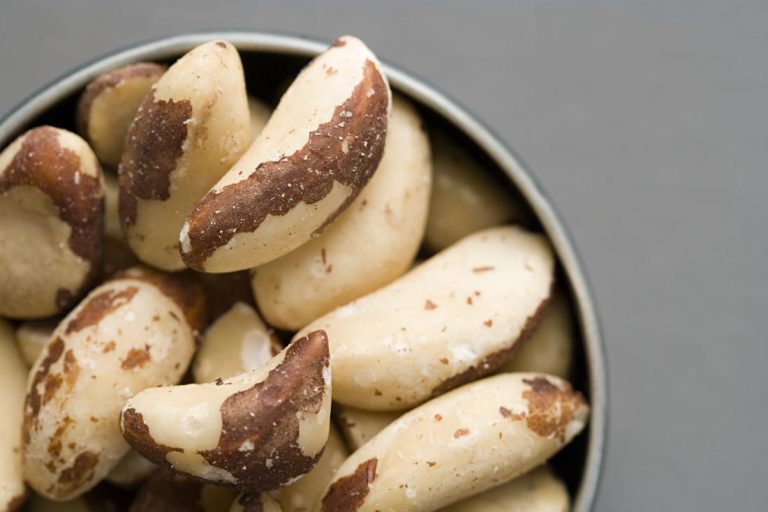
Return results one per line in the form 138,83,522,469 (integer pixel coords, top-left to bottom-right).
120,330,332,492
180,35,391,273
77,62,166,168
0,126,104,319
119,40,250,271
296,226,554,410
22,268,202,500
0,320,28,511
318,373,588,512
252,95,431,331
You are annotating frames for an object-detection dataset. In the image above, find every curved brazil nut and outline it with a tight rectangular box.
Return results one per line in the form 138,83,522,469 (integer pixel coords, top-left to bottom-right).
120,330,332,492
22,267,203,500
297,226,554,410
77,62,166,168
0,126,104,319
180,35,391,272
318,373,588,512
0,320,27,511
119,40,250,270
253,95,431,330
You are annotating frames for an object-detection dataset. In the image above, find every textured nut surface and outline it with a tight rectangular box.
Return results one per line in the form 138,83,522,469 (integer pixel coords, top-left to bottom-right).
501,290,574,379
0,320,27,511
119,40,250,270
16,319,56,366
319,373,588,512
121,330,331,492
297,226,554,410
193,302,281,384
0,126,104,318
253,95,431,330
424,131,529,252
180,35,391,272
77,62,165,168
335,406,400,451
128,470,236,512
22,267,203,500
441,465,569,512
105,449,157,488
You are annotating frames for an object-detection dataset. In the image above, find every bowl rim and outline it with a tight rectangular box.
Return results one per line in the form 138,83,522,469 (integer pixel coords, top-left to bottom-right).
0,30,606,510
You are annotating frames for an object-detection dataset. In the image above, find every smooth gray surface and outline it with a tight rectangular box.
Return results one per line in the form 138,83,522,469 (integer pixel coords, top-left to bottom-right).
1,1,766,510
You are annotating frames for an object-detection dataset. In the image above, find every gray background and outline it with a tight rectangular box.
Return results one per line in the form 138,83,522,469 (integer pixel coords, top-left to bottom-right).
1,1,766,510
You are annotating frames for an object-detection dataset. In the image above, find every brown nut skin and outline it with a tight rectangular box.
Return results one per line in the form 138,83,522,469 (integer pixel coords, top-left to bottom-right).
77,62,166,168
180,35,391,273
0,126,104,319
128,470,236,512
22,267,204,501
120,330,332,493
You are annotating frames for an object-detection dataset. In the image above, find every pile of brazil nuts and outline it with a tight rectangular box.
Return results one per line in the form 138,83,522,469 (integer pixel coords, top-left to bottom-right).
0,35,589,512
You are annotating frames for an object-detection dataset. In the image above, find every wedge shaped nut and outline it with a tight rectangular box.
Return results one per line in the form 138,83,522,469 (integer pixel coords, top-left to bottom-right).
120,330,332,492
128,471,236,512
0,126,104,318
501,289,575,379
77,62,165,168
253,95,431,330
22,267,204,500
319,373,588,512
297,226,554,410
119,40,250,270
192,301,281,384
442,465,569,512
180,35,391,272
0,320,27,511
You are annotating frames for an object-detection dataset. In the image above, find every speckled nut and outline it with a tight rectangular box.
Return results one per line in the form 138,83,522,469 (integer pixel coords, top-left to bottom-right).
120,330,332,492
76,62,165,168
192,302,281,384
22,267,204,500
248,97,272,142
297,226,554,410
229,493,283,512
424,131,529,252
16,319,56,366
442,465,569,512
27,484,131,512
0,126,104,319
128,471,236,512
252,95,431,330
501,289,575,379
0,320,27,511
335,406,401,451
319,373,588,512
119,40,250,271
180,35,391,273
105,449,157,488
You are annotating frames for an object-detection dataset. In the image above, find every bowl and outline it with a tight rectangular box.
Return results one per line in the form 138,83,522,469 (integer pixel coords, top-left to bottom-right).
0,31,606,510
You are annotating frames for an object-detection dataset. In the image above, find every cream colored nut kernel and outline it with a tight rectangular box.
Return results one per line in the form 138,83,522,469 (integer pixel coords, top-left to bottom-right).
273,424,348,512
27,485,130,512
249,96,272,141
253,95,431,330
77,62,165,169
230,492,283,512
0,126,104,319
16,319,56,366
22,267,204,500
192,301,281,384
501,290,574,379
129,471,236,512
335,406,401,451
424,131,529,252
180,35,391,273
119,40,250,271
442,465,569,512
297,226,554,410
105,449,157,488
121,330,332,492
318,373,588,512
0,320,27,511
